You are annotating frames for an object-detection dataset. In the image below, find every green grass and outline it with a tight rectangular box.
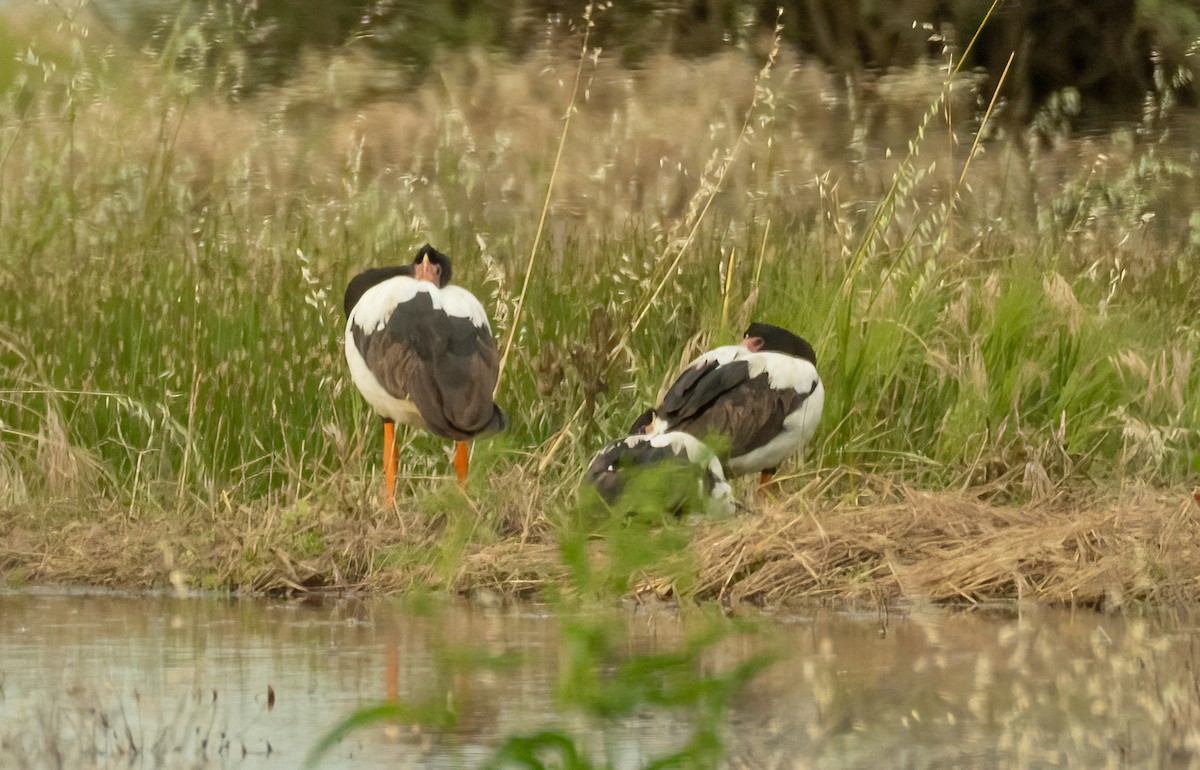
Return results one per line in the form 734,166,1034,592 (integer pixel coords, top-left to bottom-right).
0,2,1198,518
1,12,1197,768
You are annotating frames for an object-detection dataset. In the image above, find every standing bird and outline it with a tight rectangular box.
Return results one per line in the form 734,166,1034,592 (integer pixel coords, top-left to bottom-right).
343,244,505,502
647,322,823,485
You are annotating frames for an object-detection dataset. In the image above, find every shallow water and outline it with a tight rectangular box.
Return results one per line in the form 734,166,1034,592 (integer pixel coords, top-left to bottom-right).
1,590,1197,769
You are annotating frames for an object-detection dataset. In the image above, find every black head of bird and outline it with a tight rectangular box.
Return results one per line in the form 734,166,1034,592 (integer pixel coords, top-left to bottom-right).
411,243,452,287
342,243,453,317
629,407,657,435
742,322,817,365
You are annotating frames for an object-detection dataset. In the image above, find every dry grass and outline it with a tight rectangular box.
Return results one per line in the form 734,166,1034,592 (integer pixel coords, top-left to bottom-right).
1,5,1199,611
688,485,1200,609
3,468,1196,610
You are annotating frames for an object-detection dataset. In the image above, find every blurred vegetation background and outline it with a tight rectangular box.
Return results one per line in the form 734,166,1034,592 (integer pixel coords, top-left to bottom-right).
0,0,1198,517
90,0,1200,126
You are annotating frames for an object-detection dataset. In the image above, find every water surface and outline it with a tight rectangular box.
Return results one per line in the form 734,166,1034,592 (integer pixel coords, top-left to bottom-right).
1,590,1197,768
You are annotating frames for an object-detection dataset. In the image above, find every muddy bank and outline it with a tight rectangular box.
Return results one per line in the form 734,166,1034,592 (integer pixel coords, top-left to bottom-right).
2,485,1197,610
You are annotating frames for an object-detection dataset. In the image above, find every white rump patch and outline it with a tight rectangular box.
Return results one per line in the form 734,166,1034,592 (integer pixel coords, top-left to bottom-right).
753,352,820,391
349,277,491,335
679,345,817,392
686,344,745,371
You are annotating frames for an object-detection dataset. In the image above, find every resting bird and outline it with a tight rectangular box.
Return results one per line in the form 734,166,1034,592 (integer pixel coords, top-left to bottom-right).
343,244,505,502
585,427,735,517
646,322,823,484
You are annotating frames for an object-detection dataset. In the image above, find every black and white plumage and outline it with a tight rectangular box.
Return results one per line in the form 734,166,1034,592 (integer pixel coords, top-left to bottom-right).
585,427,735,517
343,244,505,497
647,322,823,482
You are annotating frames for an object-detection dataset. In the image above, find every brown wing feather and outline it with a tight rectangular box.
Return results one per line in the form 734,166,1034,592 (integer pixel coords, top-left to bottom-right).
670,376,806,460
354,327,426,424
353,316,505,440
429,334,502,437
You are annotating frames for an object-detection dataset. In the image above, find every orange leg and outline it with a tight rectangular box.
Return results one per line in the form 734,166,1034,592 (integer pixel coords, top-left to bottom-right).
759,470,773,490
385,639,399,701
453,441,470,485
383,420,398,505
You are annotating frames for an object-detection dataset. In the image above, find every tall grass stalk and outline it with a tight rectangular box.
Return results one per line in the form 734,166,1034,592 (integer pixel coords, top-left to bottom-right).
956,52,1014,191
537,10,786,472
0,1,1196,520
629,10,785,336
495,3,596,396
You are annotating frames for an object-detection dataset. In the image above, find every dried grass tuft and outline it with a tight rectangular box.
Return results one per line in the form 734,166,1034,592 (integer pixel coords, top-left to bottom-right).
3,470,1197,610
687,486,1200,609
